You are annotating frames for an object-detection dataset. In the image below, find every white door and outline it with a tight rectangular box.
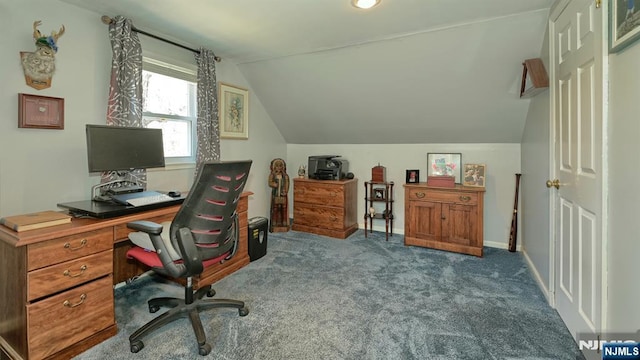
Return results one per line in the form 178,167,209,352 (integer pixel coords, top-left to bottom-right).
550,0,605,341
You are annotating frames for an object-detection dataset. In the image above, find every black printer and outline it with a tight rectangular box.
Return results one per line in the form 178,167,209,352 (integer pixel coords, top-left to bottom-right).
308,155,349,180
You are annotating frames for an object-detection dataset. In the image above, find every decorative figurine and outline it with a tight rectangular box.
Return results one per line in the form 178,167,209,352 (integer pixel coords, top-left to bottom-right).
21,21,65,90
268,158,290,232
369,207,376,218
297,165,306,178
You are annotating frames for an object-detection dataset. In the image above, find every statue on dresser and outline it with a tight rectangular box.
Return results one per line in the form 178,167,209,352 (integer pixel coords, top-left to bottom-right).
268,158,290,232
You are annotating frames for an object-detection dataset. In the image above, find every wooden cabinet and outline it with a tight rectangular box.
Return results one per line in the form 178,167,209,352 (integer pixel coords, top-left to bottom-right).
404,184,485,257
292,178,358,239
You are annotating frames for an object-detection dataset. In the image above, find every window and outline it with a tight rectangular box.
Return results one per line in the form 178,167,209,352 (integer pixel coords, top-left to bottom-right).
142,58,197,165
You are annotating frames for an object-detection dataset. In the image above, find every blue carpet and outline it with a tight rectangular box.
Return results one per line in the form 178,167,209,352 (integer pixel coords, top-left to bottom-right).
74,230,584,359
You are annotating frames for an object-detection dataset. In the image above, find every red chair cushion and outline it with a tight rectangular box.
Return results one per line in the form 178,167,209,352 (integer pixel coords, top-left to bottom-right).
126,246,230,271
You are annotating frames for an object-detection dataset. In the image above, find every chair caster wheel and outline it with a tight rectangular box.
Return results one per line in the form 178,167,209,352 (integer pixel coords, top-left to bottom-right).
207,289,216,297
130,340,144,353
239,307,249,317
149,305,160,313
199,343,212,355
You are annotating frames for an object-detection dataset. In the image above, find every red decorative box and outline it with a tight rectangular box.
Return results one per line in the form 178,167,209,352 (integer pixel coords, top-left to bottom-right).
427,175,455,188
372,165,386,182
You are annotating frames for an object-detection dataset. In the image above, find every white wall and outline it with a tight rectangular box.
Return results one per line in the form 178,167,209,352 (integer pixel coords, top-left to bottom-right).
520,25,552,299
287,143,521,248
608,44,640,332
0,0,286,220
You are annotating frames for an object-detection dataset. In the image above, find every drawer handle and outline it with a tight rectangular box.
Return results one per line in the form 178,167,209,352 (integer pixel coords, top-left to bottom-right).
63,293,87,308
63,265,88,278
64,238,87,251
459,196,471,202
330,216,338,221
415,192,425,198
329,192,336,197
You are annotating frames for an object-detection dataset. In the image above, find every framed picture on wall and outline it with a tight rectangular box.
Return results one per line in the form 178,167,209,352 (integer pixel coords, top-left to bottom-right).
463,164,486,188
610,0,640,52
18,93,64,130
219,83,249,139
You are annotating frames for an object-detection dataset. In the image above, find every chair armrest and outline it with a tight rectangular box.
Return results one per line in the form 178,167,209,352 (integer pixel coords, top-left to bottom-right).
177,228,203,274
127,220,163,235
128,220,186,278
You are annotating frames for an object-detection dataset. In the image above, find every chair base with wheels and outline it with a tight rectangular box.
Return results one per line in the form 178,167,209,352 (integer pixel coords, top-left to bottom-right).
127,268,249,355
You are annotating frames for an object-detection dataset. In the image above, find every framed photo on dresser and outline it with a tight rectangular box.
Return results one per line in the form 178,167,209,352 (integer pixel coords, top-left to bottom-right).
463,164,486,188
427,153,462,184
406,169,419,184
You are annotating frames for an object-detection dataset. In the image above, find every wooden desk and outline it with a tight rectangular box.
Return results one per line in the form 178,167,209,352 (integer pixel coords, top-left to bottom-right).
0,192,251,360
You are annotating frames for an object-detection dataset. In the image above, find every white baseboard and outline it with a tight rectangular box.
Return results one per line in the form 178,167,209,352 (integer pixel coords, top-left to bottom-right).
522,250,552,304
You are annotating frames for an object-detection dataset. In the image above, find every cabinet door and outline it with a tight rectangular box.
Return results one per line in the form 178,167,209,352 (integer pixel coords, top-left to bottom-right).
441,203,476,246
407,200,440,241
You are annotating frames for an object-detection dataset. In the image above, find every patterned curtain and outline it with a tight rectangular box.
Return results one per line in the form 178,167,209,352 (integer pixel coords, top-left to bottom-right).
194,48,220,177
103,16,145,187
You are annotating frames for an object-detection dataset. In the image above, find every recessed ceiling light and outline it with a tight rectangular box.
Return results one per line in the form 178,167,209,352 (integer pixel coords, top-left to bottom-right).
352,0,381,10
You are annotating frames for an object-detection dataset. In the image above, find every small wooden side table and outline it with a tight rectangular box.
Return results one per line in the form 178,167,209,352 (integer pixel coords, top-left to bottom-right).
364,181,394,240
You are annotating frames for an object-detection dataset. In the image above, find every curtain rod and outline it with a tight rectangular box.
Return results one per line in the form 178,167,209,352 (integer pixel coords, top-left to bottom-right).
101,16,221,62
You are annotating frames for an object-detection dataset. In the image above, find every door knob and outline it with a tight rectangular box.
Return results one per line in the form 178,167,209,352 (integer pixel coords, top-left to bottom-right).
546,179,560,189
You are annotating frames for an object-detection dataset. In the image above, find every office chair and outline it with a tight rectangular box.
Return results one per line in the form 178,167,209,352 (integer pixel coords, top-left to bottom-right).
125,160,252,356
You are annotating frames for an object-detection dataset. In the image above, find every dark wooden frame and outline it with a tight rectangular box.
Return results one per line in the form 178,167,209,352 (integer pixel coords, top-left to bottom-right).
18,93,64,130
405,169,420,184
373,188,385,200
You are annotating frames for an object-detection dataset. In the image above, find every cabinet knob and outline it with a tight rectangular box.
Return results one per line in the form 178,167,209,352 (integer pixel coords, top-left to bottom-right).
415,192,425,199
459,196,471,202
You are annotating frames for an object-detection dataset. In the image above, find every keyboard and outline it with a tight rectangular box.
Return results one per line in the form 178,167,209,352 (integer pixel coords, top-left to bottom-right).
111,191,174,207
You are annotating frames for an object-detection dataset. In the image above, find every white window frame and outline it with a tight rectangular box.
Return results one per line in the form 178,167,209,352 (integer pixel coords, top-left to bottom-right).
142,57,197,166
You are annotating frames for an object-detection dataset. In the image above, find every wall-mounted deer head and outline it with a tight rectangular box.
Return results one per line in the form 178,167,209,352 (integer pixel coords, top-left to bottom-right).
21,20,65,90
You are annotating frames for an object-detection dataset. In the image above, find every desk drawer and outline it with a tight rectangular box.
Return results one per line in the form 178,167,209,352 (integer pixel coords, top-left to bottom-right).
27,250,113,301
27,228,113,271
408,188,478,206
27,276,115,360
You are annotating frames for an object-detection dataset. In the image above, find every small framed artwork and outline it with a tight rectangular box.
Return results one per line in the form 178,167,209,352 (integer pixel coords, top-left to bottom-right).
406,169,420,184
427,153,462,183
219,82,249,139
610,0,640,53
463,164,486,187
18,93,64,129
374,188,385,200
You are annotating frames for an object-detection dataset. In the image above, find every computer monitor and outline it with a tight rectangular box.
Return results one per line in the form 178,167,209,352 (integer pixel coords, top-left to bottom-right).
86,124,165,173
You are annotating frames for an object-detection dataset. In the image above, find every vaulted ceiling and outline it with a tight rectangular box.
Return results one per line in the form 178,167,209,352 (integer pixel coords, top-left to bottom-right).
60,0,554,144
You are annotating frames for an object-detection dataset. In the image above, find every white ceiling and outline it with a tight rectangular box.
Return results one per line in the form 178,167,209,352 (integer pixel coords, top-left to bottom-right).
60,0,554,144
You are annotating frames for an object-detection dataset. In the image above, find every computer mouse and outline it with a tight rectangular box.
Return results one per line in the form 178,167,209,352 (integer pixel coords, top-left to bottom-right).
167,191,181,198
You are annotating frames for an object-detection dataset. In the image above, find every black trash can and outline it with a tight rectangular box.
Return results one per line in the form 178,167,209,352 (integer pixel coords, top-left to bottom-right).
248,217,268,261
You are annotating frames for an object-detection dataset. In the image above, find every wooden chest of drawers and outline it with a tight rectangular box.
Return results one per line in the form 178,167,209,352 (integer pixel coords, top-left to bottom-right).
0,227,117,360
292,178,358,239
404,184,485,256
